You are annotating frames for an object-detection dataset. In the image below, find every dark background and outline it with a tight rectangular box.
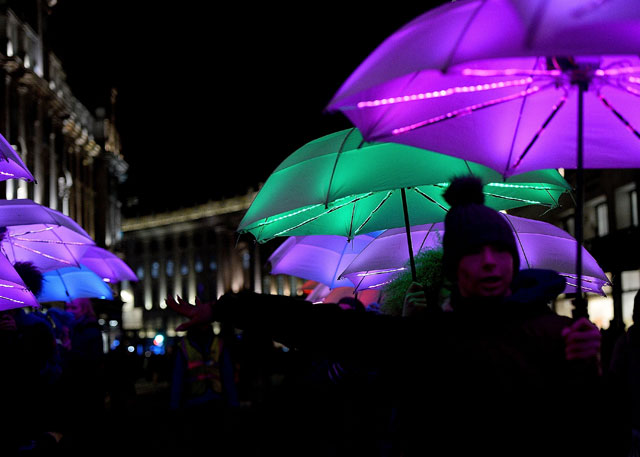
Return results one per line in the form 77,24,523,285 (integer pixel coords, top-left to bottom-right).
44,1,448,217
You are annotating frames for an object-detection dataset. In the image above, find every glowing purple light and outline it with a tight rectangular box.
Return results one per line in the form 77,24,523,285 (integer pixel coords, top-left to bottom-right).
356,78,533,108
596,66,640,77
392,85,544,135
461,68,560,77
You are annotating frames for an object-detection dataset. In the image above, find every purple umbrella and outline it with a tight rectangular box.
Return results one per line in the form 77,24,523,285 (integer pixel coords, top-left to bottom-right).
0,252,39,310
340,214,610,296
0,199,95,272
0,133,35,182
328,0,640,314
267,232,380,289
79,246,138,283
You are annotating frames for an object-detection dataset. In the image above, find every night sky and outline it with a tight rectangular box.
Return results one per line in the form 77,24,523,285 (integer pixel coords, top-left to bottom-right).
45,1,448,218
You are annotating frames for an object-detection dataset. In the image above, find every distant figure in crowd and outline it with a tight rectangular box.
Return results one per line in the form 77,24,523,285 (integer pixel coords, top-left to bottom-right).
166,176,618,457
170,318,238,454
609,289,640,456
63,297,106,454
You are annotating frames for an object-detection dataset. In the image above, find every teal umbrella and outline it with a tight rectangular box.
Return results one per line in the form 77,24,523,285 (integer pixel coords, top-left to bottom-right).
238,128,570,279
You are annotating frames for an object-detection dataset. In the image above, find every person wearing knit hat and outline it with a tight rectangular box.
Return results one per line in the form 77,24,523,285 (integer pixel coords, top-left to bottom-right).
441,175,520,296
163,175,620,456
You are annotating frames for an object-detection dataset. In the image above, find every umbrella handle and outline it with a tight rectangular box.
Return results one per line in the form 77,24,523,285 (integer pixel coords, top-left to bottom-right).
401,188,417,282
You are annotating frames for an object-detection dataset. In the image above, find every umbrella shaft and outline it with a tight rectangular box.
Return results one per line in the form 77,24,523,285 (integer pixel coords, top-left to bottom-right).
574,82,587,318
401,188,417,282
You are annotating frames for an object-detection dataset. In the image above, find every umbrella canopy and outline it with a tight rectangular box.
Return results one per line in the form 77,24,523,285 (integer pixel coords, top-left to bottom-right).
341,214,610,296
79,246,138,283
327,0,640,176
238,128,570,243
267,232,380,289
0,253,39,311
327,0,639,314
0,199,95,271
38,264,114,303
0,133,35,182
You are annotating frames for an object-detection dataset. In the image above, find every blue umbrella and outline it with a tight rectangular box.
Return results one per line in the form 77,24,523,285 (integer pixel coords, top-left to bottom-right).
38,264,114,303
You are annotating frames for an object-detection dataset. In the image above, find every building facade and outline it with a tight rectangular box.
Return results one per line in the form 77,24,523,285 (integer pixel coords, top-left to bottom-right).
0,2,127,249
120,192,304,341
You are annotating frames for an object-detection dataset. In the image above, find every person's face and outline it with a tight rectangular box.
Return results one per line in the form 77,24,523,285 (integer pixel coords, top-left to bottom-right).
65,300,83,319
457,245,514,298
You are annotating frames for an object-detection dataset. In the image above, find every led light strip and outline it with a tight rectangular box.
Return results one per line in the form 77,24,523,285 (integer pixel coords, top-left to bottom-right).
392,85,544,135
357,77,534,108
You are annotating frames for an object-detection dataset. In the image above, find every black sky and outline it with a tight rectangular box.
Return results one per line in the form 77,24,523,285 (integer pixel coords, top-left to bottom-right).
44,2,448,218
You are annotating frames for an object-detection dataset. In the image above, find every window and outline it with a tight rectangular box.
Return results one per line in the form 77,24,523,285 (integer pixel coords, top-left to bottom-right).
562,215,575,237
622,270,640,329
595,202,609,237
615,184,638,229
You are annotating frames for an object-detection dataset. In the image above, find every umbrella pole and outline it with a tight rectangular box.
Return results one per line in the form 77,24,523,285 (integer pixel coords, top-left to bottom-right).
574,81,587,319
400,188,418,282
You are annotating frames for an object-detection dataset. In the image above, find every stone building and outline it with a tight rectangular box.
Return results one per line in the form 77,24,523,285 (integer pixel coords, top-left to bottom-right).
120,191,304,340
0,1,127,249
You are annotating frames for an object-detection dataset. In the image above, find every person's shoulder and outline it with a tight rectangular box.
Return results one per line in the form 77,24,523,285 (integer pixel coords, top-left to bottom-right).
509,268,566,306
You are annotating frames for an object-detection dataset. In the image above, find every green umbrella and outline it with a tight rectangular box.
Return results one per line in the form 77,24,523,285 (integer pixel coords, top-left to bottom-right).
238,128,570,279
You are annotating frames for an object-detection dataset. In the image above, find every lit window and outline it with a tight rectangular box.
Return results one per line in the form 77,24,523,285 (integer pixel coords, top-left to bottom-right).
136,266,144,280
151,262,159,279
195,259,203,273
596,202,609,237
166,260,174,276
615,184,638,229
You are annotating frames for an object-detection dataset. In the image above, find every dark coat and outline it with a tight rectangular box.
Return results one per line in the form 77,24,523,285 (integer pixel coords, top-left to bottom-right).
215,269,619,457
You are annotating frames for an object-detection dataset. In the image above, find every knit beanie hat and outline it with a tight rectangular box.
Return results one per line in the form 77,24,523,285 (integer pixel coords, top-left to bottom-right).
442,176,520,282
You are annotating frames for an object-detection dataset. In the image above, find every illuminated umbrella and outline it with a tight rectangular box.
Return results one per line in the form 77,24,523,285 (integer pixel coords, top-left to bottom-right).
79,246,138,283
0,253,39,310
0,133,35,182
340,214,610,296
38,264,114,303
238,128,570,279
0,199,95,272
327,0,640,314
267,232,380,289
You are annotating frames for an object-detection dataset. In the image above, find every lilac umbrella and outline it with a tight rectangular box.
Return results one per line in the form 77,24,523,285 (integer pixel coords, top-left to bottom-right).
0,253,39,310
0,133,35,182
0,199,95,272
79,246,138,283
340,214,610,296
267,232,380,289
327,0,640,314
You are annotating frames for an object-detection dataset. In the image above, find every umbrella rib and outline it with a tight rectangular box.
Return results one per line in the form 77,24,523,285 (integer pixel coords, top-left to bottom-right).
598,94,640,140
325,127,359,208
12,241,76,265
55,268,71,299
505,59,542,177
348,203,357,239
441,0,487,73
501,214,531,269
353,191,393,236
483,191,547,207
510,90,568,171
417,223,440,252
266,193,375,241
388,83,551,139
412,187,449,213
